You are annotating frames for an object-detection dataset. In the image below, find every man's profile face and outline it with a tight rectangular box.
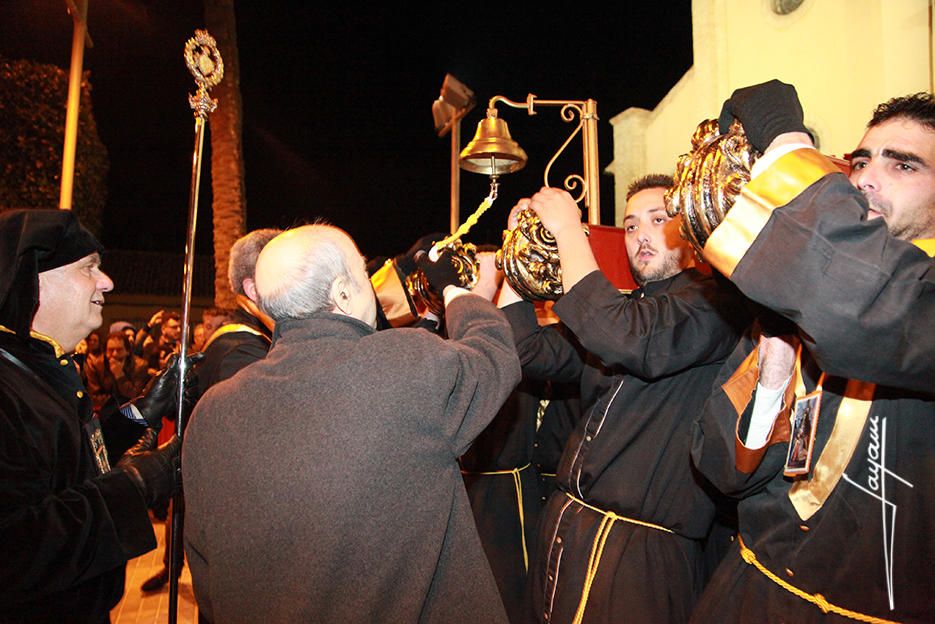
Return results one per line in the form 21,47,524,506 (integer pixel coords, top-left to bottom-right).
623,187,691,285
849,117,935,241
32,252,114,351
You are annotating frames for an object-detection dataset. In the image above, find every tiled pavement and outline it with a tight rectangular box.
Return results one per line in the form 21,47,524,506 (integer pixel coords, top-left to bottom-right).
110,516,199,623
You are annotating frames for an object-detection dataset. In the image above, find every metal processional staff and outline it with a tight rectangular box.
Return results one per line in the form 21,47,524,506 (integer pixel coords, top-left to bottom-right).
168,29,224,624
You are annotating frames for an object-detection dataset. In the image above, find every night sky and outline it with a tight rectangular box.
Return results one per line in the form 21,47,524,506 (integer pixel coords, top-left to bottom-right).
0,1,693,261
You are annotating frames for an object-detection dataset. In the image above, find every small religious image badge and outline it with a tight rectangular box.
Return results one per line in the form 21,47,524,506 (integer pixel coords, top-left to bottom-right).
785,390,822,475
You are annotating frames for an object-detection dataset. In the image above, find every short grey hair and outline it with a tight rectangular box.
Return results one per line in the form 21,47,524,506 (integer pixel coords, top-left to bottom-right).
257,230,356,322
228,228,282,296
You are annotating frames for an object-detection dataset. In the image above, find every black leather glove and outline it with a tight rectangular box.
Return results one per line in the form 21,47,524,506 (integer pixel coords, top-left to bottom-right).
116,435,181,508
124,427,159,454
718,79,809,152
395,232,446,275
120,351,204,429
416,249,462,293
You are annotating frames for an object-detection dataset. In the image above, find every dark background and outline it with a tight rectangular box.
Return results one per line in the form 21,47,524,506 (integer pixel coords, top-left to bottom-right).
0,1,693,261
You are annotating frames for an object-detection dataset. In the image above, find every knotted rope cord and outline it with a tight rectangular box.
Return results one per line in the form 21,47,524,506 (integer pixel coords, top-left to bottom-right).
567,493,674,624
737,535,899,623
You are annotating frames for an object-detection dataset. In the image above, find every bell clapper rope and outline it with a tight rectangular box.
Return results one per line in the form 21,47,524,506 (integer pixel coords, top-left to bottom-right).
430,173,499,257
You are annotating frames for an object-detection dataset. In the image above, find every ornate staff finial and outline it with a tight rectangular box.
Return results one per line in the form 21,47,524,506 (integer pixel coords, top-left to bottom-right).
184,29,224,119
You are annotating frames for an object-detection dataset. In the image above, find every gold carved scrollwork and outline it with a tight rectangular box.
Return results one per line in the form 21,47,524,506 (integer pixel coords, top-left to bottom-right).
665,119,757,253
497,207,568,301
544,103,587,204
184,30,224,120
563,174,587,203
405,240,480,316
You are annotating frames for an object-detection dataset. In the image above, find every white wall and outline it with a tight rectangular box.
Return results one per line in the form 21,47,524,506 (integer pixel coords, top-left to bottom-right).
608,0,932,226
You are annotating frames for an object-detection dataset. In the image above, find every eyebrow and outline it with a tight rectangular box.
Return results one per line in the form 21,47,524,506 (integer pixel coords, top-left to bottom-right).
623,207,667,221
850,147,928,167
849,148,870,160
883,148,927,167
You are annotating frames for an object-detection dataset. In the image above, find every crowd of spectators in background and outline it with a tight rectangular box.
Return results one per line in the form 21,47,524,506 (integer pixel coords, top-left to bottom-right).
71,307,233,460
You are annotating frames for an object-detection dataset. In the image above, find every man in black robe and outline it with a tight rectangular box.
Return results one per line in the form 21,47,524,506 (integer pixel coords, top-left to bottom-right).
497,179,749,623
0,209,183,622
460,296,581,624
690,82,935,622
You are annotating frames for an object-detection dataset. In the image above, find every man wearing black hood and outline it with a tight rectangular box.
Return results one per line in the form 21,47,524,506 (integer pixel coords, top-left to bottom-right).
0,209,184,622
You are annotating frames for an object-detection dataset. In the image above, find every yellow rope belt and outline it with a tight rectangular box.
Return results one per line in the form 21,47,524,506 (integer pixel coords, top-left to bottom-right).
738,535,899,624
461,463,532,571
566,493,674,624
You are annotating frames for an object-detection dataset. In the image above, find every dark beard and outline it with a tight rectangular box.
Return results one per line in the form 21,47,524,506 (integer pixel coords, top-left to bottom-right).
631,252,684,285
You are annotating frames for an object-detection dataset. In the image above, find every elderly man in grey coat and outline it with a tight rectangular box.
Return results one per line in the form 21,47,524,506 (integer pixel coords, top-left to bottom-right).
183,224,521,623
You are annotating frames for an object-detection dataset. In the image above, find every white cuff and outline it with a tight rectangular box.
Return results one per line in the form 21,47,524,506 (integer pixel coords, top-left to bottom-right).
744,378,790,448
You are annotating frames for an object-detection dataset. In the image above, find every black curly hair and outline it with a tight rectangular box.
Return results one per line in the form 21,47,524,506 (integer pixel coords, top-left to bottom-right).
868,92,935,132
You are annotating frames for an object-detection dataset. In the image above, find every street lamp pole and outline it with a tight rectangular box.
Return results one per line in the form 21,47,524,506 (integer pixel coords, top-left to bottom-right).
60,0,93,210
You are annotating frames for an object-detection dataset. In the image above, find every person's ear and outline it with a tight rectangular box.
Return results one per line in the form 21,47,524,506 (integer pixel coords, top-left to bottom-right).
330,277,352,315
242,278,258,303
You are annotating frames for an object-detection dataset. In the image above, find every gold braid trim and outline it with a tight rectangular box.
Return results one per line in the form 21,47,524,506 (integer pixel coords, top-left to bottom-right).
911,237,935,257
703,149,841,278
461,463,531,571
0,325,66,358
202,323,268,351
738,535,899,623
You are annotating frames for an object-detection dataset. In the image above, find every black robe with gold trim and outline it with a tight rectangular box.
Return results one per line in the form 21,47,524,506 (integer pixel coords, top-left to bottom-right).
0,332,155,622
459,374,581,624
194,308,272,397
702,148,934,393
691,148,935,623
460,380,549,624
504,269,748,624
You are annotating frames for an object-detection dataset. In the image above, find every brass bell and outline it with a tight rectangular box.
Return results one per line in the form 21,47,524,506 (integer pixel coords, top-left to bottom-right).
459,109,528,176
